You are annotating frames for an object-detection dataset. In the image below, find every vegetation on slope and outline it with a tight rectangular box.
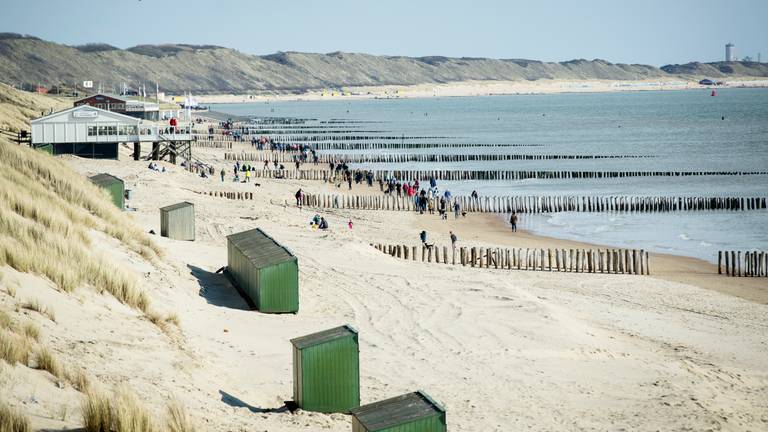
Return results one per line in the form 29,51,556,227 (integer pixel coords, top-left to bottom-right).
4,34,765,94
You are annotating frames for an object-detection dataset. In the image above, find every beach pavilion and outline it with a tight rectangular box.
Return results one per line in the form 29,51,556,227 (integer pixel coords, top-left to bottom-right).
30,105,193,164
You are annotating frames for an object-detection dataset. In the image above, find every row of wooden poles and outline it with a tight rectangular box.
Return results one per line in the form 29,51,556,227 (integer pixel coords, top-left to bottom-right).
374,244,649,275
192,141,233,149
299,193,767,213
224,152,655,163
718,251,768,277
192,132,449,142
251,168,768,181
203,191,254,200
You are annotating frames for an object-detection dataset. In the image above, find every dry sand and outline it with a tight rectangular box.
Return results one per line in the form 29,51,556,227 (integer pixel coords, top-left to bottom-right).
193,78,768,104
2,140,763,431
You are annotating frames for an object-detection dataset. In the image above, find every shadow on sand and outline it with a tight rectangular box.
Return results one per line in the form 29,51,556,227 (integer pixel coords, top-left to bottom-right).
219,390,292,414
188,264,250,311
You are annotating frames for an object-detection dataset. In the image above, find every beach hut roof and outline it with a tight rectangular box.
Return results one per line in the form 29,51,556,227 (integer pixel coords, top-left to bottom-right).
227,228,296,269
160,201,194,212
290,325,358,350
89,173,122,187
350,391,445,430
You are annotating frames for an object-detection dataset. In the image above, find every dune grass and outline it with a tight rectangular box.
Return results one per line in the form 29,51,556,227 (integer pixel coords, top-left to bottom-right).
165,398,196,432
20,299,55,322
0,329,32,366
21,322,40,342
34,346,63,379
81,387,197,432
0,141,161,315
0,400,30,432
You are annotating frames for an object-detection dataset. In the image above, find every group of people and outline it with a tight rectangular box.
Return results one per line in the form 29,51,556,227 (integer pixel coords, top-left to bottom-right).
310,213,353,231
419,230,459,249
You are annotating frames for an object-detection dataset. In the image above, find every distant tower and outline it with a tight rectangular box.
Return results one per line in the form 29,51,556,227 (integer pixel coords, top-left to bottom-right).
725,43,735,62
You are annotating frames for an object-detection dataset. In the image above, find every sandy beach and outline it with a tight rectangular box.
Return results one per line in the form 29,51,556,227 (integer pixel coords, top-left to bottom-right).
192,78,768,104
2,138,764,431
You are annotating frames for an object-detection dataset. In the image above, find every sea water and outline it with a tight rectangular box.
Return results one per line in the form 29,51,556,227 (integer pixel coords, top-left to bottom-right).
213,88,768,262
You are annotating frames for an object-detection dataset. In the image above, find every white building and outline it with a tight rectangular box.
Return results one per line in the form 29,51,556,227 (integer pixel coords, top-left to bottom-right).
30,105,192,161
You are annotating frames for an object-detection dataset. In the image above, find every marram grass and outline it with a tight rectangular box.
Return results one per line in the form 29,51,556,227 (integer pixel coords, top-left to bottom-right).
0,141,160,313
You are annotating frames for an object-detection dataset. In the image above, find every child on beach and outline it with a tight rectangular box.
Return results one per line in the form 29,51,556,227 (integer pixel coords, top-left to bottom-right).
348,219,353,230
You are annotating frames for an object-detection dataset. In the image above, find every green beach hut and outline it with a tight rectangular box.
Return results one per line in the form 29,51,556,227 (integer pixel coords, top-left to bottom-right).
291,325,360,413
226,228,299,313
160,202,195,241
350,391,446,432
89,173,124,209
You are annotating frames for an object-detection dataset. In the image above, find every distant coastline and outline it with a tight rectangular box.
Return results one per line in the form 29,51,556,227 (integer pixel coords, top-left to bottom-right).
195,77,768,104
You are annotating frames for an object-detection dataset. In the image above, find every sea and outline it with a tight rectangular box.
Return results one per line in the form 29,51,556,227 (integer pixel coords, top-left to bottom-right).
212,88,768,263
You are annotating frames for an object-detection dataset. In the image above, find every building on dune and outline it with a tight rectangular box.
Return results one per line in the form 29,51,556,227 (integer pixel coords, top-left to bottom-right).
226,228,299,313
30,105,192,162
74,93,187,121
350,391,447,432
290,325,360,413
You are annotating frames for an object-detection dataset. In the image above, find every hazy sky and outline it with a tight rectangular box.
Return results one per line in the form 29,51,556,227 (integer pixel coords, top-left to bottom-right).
1,0,766,65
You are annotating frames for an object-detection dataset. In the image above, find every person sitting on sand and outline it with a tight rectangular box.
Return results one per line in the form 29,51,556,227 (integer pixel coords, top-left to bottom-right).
318,217,329,230
312,214,321,226
510,211,518,232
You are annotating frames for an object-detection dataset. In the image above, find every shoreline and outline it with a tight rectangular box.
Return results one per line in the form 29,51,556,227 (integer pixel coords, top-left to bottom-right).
398,205,768,304
192,77,768,104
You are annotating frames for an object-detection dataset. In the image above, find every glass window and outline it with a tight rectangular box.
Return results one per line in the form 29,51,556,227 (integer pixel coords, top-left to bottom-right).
108,126,117,135
128,126,138,135
98,126,107,136
87,126,97,136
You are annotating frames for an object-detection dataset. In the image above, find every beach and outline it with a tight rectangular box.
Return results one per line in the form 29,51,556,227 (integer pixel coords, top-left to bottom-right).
192,78,768,104
4,140,758,431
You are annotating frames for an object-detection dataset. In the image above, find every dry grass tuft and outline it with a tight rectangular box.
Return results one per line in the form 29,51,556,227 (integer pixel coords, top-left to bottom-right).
21,322,40,342
147,311,181,334
65,367,91,392
82,386,157,432
34,346,63,379
0,399,30,432
20,299,55,322
0,329,32,366
165,398,196,432
0,311,11,331
81,388,112,432
4,285,16,298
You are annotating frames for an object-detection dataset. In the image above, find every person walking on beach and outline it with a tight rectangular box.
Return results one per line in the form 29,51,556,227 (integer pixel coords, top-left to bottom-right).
510,211,518,232
453,201,461,219
245,168,251,183
450,231,457,249
348,219,353,230
220,168,225,182
295,189,303,208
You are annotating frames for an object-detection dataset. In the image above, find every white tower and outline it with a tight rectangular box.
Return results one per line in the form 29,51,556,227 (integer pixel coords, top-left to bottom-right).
725,43,735,62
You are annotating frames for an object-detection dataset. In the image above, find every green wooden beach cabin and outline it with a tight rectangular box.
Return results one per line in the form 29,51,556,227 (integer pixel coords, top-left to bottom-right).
160,202,195,241
89,173,124,209
226,228,299,313
350,391,446,432
290,325,360,413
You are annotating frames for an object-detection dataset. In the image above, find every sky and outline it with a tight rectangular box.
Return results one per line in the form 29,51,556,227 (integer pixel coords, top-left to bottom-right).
1,0,767,66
